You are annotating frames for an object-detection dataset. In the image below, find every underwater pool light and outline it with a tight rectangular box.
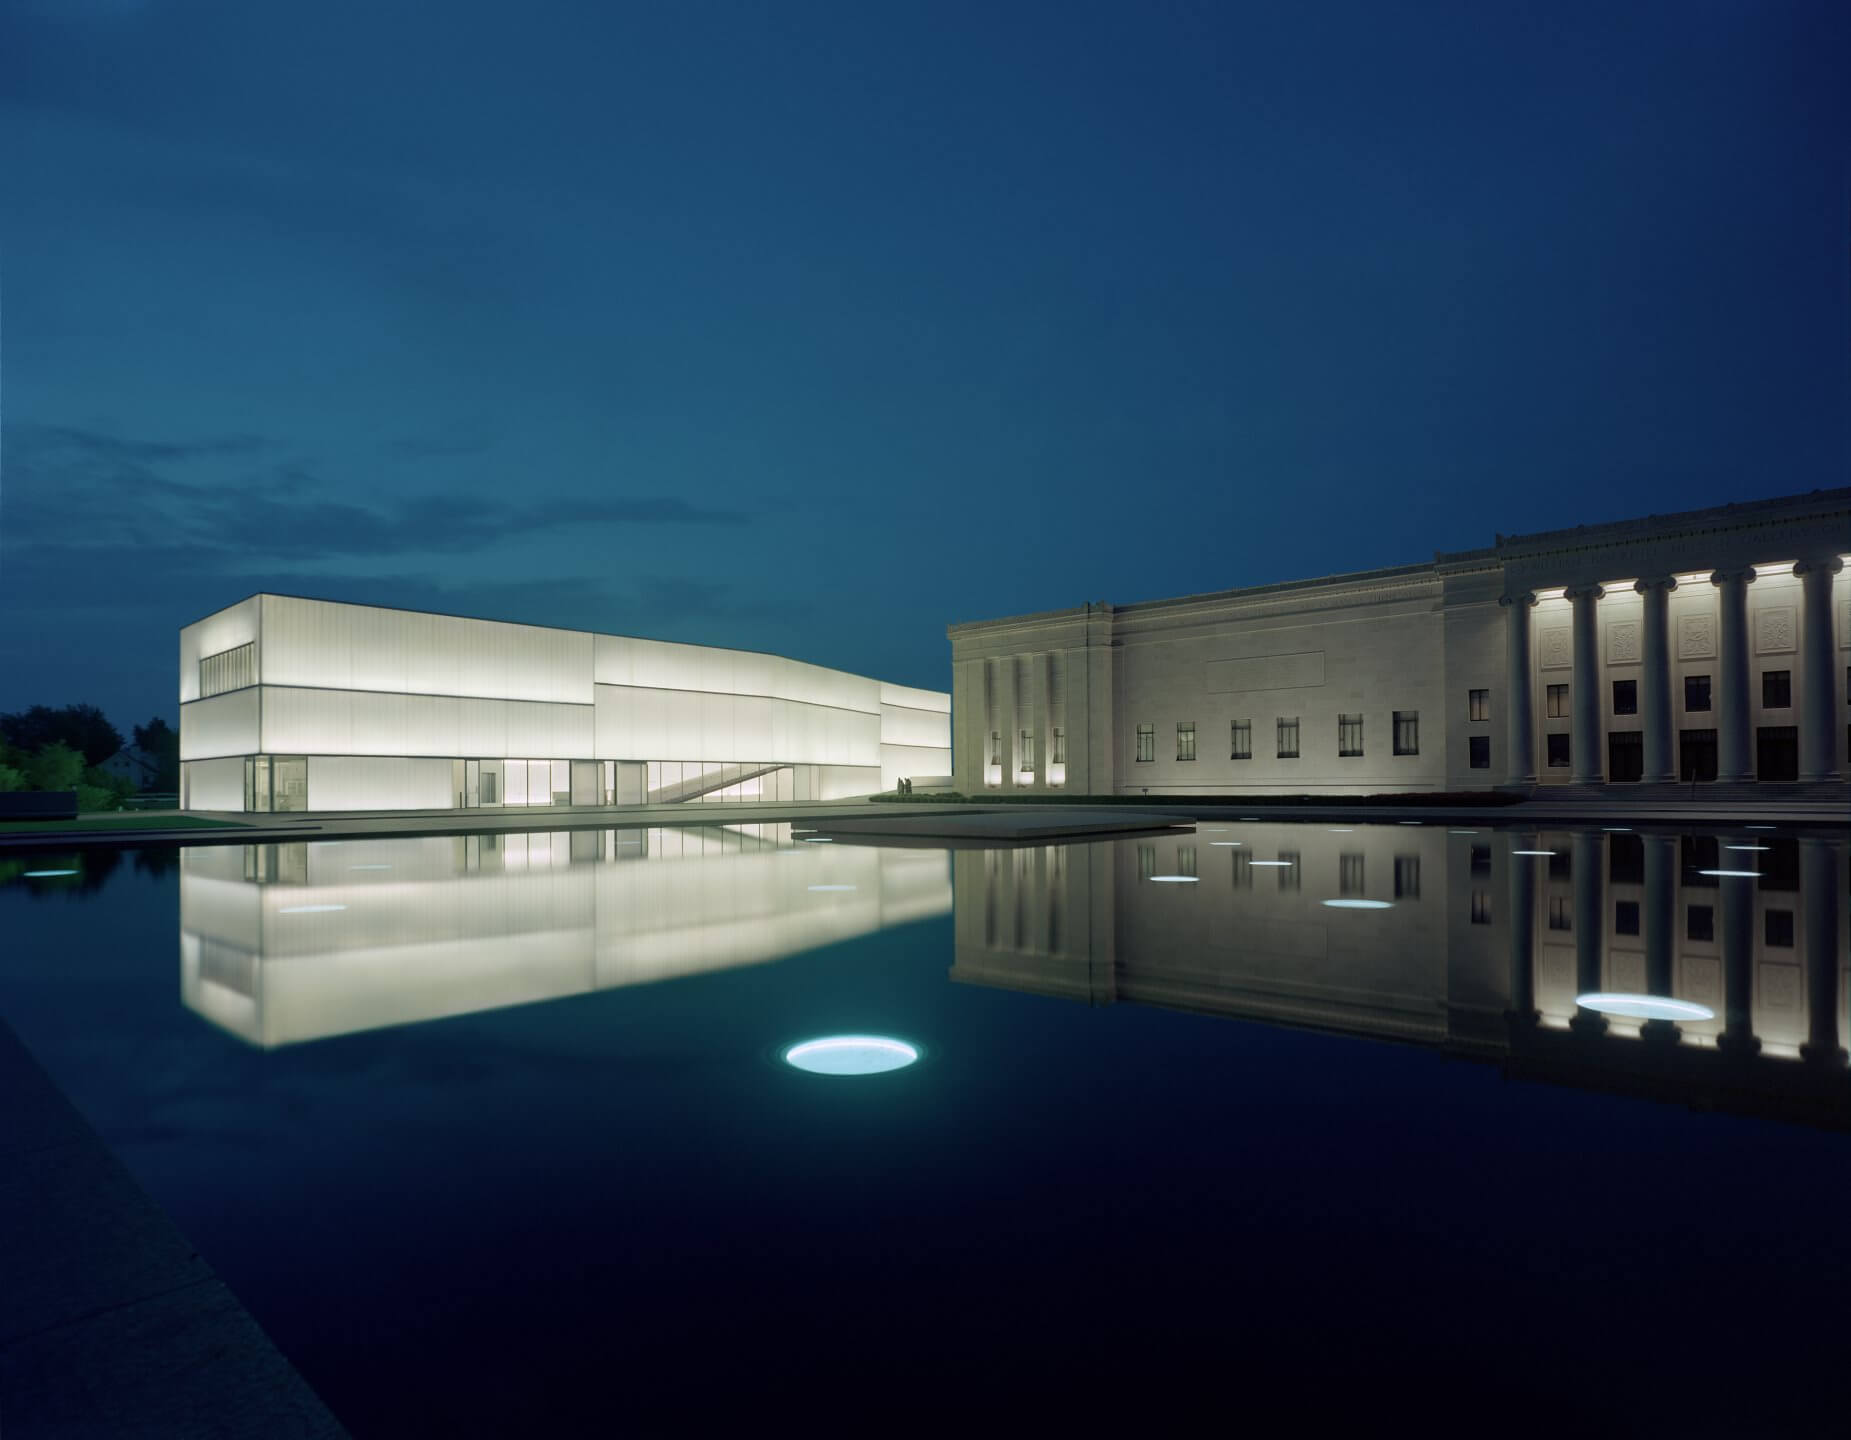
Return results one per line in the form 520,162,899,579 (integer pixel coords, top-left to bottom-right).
1321,899,1393,910
783,1036,919,1076
1575,993,1714,1022
1148,875,1198,883
22,869,79,878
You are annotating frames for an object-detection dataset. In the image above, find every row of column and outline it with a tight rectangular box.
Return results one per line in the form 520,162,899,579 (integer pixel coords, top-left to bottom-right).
1501,557,1843,785
1506,832,1845,1061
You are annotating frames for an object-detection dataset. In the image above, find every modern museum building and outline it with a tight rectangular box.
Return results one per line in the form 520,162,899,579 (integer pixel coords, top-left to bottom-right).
179,594,951,813
948,488,1850,797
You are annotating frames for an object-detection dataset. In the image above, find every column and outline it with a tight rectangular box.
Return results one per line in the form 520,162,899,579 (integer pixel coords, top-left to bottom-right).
1794,557,1844,783
1641,834,1679,1043
1565,585,1605,784
1569,830,1606,1036
1709,567,1757,782
1506,831,1539,1028
1800,837,1846,1066
1500,592,1538,785
1634,577,1678,783
1717,871,1758,1056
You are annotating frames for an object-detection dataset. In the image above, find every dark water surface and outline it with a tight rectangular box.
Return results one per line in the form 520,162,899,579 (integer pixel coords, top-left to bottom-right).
2,821,1848,1433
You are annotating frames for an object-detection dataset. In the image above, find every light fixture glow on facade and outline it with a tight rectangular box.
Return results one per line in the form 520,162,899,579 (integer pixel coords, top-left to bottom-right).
783,1036,920,1076
1576,993,1715,1022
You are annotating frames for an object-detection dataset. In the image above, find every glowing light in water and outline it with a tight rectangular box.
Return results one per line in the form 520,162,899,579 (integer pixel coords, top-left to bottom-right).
1576,993,1714,1022
783,1036,920,1076
1148,876,1198,883
1321,899,1393,910
22,869,79,878
1698,870,1759,878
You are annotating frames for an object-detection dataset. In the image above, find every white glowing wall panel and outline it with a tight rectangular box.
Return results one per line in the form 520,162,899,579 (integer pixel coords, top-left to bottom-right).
180,690,261,760
817,764,883,799
881,744,954,788
594,635,881,714
260,595,593,705
306,756,454,811
593,685,881,765
261,687,594,760
183,756,247,810
179,597,261,705
879,703,952,749
879,681,950,714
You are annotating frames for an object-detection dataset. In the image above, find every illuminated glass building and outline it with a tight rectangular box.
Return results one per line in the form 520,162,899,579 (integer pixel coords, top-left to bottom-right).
179,595,950,812
949,488,1850,795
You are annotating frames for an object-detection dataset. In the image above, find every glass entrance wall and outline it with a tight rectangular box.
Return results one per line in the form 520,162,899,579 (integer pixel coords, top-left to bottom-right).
241,754,307,812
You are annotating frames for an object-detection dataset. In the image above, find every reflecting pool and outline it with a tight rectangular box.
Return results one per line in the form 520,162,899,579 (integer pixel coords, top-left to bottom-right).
1,820,1847,1432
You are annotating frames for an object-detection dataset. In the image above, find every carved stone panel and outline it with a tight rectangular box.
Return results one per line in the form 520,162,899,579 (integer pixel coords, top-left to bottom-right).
1754,606,1796,655
1677,613,1716,661
1539,627,1571,671
1605,620,1640,666
1760,962,1800,1011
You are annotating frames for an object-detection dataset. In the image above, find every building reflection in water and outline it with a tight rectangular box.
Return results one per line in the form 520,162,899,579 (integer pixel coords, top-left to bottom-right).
180,824,951,1047
952,825,1851,1128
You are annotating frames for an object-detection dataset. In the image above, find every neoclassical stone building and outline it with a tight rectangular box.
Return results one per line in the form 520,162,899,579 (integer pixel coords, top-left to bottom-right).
948,488,1849,795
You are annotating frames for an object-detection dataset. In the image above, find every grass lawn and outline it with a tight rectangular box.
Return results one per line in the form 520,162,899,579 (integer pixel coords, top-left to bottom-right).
0,814,247,836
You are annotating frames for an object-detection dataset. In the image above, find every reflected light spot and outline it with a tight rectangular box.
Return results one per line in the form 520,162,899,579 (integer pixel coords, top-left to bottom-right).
1449,830,1479,835
279,904,347,914
784,1036,919,1076
1209,842,1241,847
1699,869,1759,878
1725,845,1770,852
1328,828,1354,833
1250,860,1293,867
1149,875,1198,883
1602,827,1631,832
807,884,857,892
23,869,79,877
802,838,834,843
1513,850,1555,856
1322,899,1393,910
1576,993,1715,1022
1745,825,1777,830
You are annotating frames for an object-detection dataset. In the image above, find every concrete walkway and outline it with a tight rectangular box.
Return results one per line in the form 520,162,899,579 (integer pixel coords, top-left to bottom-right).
0,1022,347,1438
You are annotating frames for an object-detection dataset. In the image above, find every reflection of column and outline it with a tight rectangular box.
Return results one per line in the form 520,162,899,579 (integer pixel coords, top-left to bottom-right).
1801,837,1846,1066
1507,832,1539,1027
1566,586,1605,784
1717,872,1758,1056
1794,558,1844,783
1501,592,1538,785
1709,567,1757,782
1569,831,1606,1035
1634,577,1677,783
1641,834,1679,1043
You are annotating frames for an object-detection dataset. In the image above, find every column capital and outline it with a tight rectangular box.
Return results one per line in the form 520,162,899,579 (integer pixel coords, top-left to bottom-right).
1633,575,1679,595
1562,583,1605,603
1792,556,1844,579
1709,566,1757,588
1498,591,1537,609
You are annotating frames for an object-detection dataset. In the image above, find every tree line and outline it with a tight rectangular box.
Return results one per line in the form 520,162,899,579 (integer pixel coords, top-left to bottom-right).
0,704,181,811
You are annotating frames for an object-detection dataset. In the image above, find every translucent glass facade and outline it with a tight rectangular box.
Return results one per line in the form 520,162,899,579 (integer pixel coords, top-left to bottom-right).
180,594,950,812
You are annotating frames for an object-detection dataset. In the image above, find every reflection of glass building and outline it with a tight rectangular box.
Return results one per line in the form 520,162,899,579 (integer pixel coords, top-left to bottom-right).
179,595,950,811
181,825,951,1046
953,826,1851,1127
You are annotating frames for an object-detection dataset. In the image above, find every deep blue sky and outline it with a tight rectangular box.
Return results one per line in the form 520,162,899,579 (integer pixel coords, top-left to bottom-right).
2,0,1846,730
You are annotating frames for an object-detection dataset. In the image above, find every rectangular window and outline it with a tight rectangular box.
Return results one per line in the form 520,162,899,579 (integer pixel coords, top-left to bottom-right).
1546,684,1570,718
1470,889,1492,924
1276,717,1300,759
1276,850,1300,892
1615,900,1640,936
1546,733,1571,768
1468,688,1489,723
1548,896,1571,931
1052,728,1066,764
1685,674,1711,712
1468,735,1490,769
199,641,257,698
1339,853,1365,894
1612,679,1637,715
1137,844,1156,879
1019,729,1034,774
1394,855,1420,899
1338,714,1363,757
1135,724,1155,763
1176,722,1196,762
1231,719,1251,760
1765,909,1794,948
1393,711,1419,756
1762,670,1791,709
1687,904,1714,943
1177,845,1197,878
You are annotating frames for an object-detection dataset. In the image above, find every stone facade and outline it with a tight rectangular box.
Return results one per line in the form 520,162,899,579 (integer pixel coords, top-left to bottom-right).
948,488,1850,794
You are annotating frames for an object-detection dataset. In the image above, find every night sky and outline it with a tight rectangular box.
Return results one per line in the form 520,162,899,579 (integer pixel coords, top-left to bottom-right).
2,0,1846,730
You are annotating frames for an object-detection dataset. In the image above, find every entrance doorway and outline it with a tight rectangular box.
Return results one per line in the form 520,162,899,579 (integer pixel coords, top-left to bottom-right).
1679,729,1717,783
1607,730,1643,783
1756,725,1798,782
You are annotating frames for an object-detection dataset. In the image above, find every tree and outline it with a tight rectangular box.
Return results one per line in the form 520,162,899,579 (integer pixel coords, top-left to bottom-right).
24,741,84,792
0,704,124,767
131,716,182,791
